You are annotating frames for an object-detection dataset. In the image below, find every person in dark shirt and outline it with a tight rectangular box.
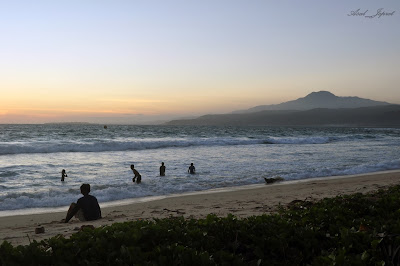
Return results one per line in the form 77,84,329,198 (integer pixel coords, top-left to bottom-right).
61,169,67,181
188,163,195,174
160,162,166,176
64,183,101,223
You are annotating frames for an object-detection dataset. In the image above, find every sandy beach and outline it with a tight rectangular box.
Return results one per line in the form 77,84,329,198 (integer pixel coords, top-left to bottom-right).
1,170,399,246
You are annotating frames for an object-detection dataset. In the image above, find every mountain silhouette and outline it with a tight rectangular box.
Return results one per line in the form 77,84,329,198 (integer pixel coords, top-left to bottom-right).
166,91,399,126
233,91,390,113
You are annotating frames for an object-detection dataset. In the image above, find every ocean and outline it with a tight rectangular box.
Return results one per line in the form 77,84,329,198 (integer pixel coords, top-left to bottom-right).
0,124,399,216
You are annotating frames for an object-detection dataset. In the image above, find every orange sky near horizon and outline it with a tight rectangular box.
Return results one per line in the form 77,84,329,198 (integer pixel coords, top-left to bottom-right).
1,1,399,124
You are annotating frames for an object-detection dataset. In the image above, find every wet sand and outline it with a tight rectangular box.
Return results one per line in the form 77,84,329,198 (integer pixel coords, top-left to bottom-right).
1,170,399,246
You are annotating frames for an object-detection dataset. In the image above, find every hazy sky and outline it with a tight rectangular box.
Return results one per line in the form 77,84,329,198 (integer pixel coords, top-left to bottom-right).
1,1,399,123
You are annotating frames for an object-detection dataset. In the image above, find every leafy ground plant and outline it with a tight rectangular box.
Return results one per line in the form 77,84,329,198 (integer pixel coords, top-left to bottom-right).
2,185,400,265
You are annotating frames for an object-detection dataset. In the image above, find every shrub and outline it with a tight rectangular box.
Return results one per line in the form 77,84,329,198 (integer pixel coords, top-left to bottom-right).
3,185,400,265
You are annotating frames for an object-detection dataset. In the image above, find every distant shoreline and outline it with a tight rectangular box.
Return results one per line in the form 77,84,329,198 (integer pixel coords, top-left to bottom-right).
1,123,400,128
1,169,399,218
166,105,400,127
43,122,93,125
1,169,400,246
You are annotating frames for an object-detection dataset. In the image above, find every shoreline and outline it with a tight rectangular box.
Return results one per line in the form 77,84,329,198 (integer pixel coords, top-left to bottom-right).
1,169,398,218
1,170,400,246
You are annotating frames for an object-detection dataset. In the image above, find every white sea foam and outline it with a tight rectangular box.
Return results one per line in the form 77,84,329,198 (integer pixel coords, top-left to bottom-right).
0,135,376,155
1,158,399,212
0,125,399,212
284,159,400,180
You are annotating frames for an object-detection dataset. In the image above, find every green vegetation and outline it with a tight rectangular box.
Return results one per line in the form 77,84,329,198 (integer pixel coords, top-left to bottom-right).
2,185,400,265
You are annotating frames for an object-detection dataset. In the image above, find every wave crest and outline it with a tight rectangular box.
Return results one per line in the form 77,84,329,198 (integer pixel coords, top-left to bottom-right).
0,135,368,155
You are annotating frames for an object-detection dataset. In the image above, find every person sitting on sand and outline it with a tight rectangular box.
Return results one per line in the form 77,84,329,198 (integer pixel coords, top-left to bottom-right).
131,164,142,183
61,169,67,182
160,162,166,176
188,163,195,174
64,183,101,223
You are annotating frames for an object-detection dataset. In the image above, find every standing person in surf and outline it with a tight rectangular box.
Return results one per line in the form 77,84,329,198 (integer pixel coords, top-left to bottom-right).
131,164,142,184
160,162,166,176
188,163,195,174
61,169,67,181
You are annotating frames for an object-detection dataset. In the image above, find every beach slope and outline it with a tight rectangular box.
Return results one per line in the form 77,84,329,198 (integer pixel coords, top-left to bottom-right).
1,170,399,246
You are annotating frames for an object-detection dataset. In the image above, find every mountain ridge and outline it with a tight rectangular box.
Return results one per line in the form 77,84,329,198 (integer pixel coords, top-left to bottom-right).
165,91,399,126
232,91,390,114
166,105,400,126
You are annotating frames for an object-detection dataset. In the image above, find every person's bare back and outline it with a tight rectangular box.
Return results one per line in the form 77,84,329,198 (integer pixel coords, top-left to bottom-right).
130,164,142,183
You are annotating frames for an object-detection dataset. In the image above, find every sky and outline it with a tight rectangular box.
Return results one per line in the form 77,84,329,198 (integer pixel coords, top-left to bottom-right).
1,0,399,124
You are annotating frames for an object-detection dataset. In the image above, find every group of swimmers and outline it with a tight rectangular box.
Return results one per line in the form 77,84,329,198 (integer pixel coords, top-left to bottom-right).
130,162,196,184
61,162,196,223
61,162,196,184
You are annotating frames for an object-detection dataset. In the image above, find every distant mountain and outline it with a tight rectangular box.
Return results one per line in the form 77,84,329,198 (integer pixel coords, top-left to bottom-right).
166,91,398,126
233,91,390,114
166,105,400,127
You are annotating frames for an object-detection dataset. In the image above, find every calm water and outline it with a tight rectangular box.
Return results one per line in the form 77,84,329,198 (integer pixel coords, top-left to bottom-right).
0,124,399,214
